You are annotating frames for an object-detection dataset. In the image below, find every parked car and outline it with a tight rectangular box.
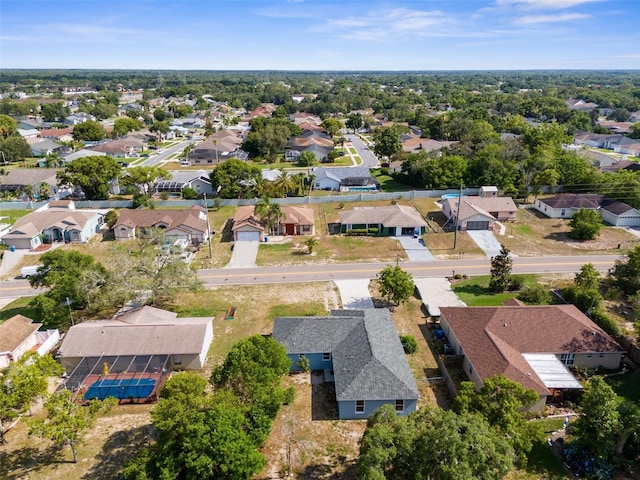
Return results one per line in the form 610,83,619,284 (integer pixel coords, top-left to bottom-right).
21,265,44,278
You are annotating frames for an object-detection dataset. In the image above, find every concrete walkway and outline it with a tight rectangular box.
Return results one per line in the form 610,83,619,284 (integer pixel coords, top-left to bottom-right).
414,277,466,317
226,241,259,269
467,230,517,258
392,236,436,262
334,279,374,309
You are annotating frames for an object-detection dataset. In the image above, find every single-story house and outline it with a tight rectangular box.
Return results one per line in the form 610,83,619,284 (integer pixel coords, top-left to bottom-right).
63,149,107,163
39,127,74,142
273,309,419,420
400,134,456,154
0,168,61,196
1,201,104,250
87,138,145,158
534,194,640,227
0,315,60,368
30,139,66,157
285,130,334,162
57,306,213,373
154,171,214,196
231,205,315,241
113,205,209,245
313,166,379,192
339,204,427,236
64,113,95,125
441,195,518,231
439,303,624,411
188,129,248,165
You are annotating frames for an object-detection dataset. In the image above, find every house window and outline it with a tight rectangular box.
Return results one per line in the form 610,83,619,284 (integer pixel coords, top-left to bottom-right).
299,353,305,360
559,353,575,366
469,365,473,375
561,209,566,216
599,353,605,358
587,353,593,358
395,399,404,412
302,225,311,232
322,352,331,361
355,400,365,413
173,354,182,365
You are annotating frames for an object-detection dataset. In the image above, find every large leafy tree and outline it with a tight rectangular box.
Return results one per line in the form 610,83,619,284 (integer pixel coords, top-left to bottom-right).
0,353,63,444
489,244,513,293
356,404,514,480
120,166,170,197
210,158,261,199
29,390,116,463
346,113,363,132
378,265,415,306
0,113,18,138
58,156,122,200
566,377,622,478
453,374,539,467
0,135,32,163
569,209,601,241
29,249,110,328
72,120,106,141
372,125,404,159
112,117,142,137
610,244,640,295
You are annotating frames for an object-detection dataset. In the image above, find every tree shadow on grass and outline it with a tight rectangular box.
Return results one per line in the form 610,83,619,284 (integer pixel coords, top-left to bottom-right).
296,457,357,480
451,283,490,298
219,218,234,243
80,424,155,480
0,444,64,480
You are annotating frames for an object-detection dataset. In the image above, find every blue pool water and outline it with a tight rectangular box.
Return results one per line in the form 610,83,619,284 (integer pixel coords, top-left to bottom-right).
84,378,156,400
441,193,466,200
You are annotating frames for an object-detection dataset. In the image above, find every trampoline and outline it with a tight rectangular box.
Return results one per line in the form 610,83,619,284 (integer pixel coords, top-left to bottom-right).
84,378,157,400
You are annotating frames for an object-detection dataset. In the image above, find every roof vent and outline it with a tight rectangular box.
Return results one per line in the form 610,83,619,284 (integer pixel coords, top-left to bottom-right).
503,323,507,327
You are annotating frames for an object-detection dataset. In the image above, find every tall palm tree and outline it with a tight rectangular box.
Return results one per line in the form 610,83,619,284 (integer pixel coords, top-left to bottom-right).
255,197,285,235
273,169,295,198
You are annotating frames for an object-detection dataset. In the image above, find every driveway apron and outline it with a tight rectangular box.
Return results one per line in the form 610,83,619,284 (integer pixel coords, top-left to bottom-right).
467,230,517,258
334,279,374,309
393,236,436,262
226,241,259,268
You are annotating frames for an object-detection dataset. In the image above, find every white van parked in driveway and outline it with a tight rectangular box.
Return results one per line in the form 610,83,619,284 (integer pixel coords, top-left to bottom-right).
21,265,43,278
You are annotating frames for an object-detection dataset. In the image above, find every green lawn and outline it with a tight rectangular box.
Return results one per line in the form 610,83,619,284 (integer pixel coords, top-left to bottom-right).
0,296,39,323
605,370,640,403
371,172,414,192
452,275,541,306
523,418,570,480
0,209,34,224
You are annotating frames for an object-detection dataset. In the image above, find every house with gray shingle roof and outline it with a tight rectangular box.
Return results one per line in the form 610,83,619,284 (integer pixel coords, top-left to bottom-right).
339,204,426,236
273,309,419,419
535,194,640,227
153,170,214,196
313,166,379,191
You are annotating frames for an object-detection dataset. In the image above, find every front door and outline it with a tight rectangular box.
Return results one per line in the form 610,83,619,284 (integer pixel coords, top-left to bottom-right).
286,224,295,235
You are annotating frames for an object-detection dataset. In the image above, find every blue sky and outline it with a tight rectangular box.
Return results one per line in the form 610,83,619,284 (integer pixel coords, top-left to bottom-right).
1,0,639,70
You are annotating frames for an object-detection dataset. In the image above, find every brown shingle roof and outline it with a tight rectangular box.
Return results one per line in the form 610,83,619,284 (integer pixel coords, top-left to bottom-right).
0,315,41,352
231,205,314,231
440,305,623,395
339,204,427,227
114,206,207,234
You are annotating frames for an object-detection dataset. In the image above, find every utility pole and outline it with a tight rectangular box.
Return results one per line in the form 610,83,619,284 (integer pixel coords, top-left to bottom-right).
453,183,462,250
203,193,213,259
66,297,74,326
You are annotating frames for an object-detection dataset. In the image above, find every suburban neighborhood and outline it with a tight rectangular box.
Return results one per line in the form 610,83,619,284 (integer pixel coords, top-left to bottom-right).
1,66,640,480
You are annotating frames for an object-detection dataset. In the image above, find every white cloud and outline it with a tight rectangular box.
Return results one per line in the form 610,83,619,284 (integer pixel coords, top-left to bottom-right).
513,12,590,24
496,0,603,10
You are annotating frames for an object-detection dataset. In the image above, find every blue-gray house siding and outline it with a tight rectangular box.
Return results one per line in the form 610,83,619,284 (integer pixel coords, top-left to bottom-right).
273,309,420,420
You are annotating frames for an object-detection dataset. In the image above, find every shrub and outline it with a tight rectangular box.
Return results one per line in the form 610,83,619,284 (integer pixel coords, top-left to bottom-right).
132,193,149,208
518,284,552,305
160,191,169,200
589,310,621,336
181,186,198,199
508,275,525,292
283,386,296,405
400,335,418,354
296,355,311,372
104,209,118,229
368,227,379,234
379,167,390,176
347,228,367,236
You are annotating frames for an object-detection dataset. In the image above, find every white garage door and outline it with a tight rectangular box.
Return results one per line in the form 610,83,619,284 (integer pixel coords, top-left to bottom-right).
236,231,260,241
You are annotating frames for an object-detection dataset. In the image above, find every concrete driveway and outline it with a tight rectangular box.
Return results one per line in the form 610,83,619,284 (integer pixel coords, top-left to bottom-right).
345,134,379,168
467,230,517,258
393,236,436,262
226,241,259,268
414,277,466,317
334,279,374,309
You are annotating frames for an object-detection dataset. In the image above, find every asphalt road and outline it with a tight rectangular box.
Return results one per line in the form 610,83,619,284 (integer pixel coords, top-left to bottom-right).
196,254,621,287
138,139,194,167
345,134,379,168
0,255,622,299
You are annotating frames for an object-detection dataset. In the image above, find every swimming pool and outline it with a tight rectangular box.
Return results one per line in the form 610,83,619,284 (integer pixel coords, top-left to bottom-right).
441,193,466,200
